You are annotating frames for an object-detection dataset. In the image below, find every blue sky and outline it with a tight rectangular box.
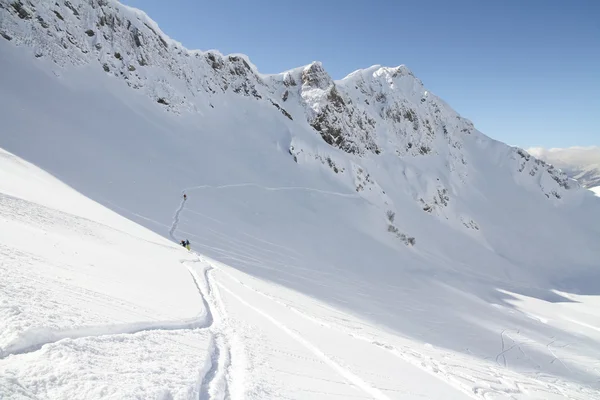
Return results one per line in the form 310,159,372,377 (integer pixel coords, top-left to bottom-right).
120,0,599,148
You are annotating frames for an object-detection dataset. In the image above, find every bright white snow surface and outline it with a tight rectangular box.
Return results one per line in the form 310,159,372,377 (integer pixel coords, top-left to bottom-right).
1,1,600,398
2,149,599,400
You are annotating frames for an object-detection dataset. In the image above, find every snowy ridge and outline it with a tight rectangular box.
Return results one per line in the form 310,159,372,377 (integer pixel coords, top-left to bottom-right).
0,0,575,209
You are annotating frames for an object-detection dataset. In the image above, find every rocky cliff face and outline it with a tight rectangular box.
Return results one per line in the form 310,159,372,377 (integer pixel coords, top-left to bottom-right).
0,0,579,242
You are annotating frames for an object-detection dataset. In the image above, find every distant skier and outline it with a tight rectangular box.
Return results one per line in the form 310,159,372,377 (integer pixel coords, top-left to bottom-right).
185,239,190,251
180,239,186,248
183,194,187,201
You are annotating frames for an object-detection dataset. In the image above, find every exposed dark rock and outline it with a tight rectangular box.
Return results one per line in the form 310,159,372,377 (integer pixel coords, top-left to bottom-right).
64,1,79,16
144,23,168,48
206,53,223,70
12,1,32,19
327,86,345,110
302,62,330,89
283,73,297,87
37,16,50,28
132,28,143,47
269,100,293,120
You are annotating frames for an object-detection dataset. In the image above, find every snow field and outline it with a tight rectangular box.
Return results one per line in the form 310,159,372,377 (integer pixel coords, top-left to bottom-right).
1,1,599,397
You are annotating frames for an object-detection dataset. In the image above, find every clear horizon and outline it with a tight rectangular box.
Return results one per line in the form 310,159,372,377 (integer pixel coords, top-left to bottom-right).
120,0,599,149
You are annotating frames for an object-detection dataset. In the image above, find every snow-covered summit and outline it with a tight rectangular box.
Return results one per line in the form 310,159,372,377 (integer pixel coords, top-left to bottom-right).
0,0,577,202
1,0,592,260
2,0,595,270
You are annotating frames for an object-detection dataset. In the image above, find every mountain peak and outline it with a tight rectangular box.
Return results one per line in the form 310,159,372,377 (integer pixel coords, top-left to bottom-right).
301,61,332,89
342,64,416,81
0,0,582,201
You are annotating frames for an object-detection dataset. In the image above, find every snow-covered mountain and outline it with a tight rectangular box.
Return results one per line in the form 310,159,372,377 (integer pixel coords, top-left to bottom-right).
527,147,600,191
2,0,600,399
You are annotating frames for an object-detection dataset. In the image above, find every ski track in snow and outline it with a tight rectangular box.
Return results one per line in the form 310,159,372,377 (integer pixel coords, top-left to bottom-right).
214,278,391,400
184,183,361,199
169,196,187,241
201,257,588,400
186,260,233,399
0,263,213,360
2,190,234,398
198,333,232,400
194,255,400,399
2,256,234,398
1,195,233,396
0,314,211,360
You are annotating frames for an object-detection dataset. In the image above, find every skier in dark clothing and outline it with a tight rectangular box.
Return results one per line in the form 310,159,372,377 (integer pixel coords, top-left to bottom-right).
185,239,190,251
180,240,186,247
183,194,187,201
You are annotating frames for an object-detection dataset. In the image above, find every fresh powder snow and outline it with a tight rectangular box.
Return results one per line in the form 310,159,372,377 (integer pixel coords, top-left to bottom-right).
1,0,600,399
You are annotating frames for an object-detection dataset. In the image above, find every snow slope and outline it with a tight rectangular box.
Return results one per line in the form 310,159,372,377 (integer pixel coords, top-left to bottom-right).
0,148,216,399
3,147,600,400
527,146,600,190
2,0,600,398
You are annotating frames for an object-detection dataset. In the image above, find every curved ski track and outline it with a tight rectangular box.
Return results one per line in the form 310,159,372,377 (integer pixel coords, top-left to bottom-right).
187,262,233,400
4,193,237,398
169,195,187,241
0,312,211,360
3,190,234,399
2,259,233,399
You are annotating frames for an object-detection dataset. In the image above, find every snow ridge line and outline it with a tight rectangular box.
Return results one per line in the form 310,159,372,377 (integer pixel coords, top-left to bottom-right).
169,196,186,241
183,183,360,199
